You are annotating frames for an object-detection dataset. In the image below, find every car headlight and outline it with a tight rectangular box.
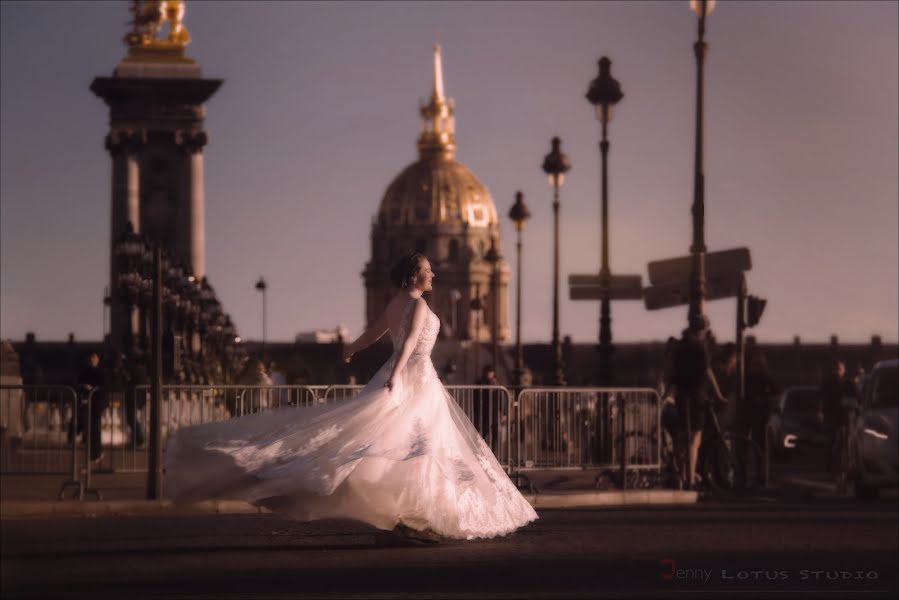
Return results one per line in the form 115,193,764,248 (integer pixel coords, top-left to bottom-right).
863,415,892,440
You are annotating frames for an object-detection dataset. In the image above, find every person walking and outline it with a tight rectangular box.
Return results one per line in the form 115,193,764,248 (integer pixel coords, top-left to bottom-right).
71,351,106,462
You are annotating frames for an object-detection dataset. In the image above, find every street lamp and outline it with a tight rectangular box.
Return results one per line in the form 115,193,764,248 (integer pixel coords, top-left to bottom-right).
507,191,531,385
449,288,462,339
542,137,570,386
255,277,267,364
687,0,716,332
113,222,144,357
586,56,624,386
484,238,501,377
470,284,484,379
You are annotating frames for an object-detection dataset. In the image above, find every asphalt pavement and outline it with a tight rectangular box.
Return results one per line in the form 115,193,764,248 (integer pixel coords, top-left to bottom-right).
2,499,897,599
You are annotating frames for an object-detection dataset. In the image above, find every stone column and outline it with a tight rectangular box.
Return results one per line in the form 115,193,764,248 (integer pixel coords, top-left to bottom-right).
176,129,208,279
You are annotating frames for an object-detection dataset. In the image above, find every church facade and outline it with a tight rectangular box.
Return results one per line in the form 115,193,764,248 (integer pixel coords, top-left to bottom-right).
363,46,511,343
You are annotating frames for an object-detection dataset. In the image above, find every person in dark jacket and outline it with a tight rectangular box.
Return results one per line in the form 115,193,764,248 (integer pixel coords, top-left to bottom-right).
745,345,778,449
70,351,106,461
817,359,858,475
473,365,500,449
670,315,726,490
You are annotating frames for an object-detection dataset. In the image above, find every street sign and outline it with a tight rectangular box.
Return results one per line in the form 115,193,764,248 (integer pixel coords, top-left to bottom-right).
570,286,643,301
647,247,751,286
569,273,643,301
568,274,642,288
643,272,745,310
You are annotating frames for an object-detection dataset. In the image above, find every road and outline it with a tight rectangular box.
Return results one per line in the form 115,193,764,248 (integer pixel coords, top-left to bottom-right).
2,498,896,599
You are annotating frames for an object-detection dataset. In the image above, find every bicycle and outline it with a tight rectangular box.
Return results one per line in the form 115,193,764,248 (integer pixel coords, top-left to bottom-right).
660,397,765,494
696,403,764,494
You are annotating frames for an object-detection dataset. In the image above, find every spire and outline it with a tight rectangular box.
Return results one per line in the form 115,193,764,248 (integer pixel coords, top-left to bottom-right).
432,43,445,103
417,44,456,159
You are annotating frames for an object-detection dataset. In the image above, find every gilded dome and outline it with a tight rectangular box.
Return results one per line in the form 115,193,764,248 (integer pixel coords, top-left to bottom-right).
378,157,498,228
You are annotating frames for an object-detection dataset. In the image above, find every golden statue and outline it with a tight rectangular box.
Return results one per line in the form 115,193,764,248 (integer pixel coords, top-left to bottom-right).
124,0,191,50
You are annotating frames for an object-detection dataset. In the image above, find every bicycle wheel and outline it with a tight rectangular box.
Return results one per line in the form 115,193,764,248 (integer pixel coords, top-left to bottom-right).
707,434,764,492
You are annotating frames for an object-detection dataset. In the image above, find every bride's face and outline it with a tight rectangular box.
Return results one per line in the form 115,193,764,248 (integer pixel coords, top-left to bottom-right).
414,258,435,292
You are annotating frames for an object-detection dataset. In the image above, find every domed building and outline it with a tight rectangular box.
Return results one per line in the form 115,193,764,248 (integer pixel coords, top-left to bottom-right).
363,45,510,344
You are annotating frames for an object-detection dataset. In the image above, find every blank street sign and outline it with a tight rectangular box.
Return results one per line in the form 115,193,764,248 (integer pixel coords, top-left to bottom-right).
570,286,644,301
647,247,751,286
643,272,744,310
569,273,643,301
568,274,642,289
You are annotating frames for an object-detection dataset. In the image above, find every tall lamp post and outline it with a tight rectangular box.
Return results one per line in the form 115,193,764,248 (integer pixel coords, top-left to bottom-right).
470,284,483,379
484,238,501,377
255,277,267,364
586,56,624,386
508,191,531,385
542,137,570,386
687,0,715,331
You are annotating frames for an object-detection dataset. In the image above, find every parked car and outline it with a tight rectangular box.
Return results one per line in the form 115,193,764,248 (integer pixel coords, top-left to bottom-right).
851,359,898,499
767,385,826,458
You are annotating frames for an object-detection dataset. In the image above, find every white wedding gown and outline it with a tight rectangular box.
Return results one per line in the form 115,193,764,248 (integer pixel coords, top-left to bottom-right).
165,300,538,540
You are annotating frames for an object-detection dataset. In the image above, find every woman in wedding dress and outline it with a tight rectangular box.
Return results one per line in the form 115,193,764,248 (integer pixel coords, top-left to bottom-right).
165,253,538,541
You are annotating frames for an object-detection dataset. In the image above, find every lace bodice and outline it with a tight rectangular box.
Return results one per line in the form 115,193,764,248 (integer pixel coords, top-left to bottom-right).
390,299,440,358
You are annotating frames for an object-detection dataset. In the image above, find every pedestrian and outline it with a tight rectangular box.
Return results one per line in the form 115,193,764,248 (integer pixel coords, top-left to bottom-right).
817,358,857,475
237,359,273,413
268,361,287,386
70,351,106,462
744,345,778,476
670,315,726,490
712,343,738,430
473,365,500,448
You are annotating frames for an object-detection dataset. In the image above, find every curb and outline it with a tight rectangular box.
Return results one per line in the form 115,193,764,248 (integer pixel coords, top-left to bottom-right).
525,490,697,508
0,491,696,520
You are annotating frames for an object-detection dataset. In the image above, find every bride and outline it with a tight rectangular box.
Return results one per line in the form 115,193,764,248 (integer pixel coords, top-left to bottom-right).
165,252,538,541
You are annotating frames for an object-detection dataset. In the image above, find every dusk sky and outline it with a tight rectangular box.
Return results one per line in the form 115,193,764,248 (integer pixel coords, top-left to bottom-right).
1,0,896,345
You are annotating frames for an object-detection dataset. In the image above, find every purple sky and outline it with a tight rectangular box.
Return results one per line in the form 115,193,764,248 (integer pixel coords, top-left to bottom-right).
1,1,897,345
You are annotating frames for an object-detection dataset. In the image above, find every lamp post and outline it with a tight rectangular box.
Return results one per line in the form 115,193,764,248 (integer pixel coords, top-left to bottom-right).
542,137,570,386
586,56,624,386
146,245,163,500
484,238,501,376
112,222,144,359
102,286,111,347
687,0,715,332
449,288,462,338
507,191,530,385
255,277,267,364
470,284,483,379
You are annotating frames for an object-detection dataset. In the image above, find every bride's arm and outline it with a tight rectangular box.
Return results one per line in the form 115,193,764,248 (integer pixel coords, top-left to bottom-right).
386,299,428,389
343,311,389,361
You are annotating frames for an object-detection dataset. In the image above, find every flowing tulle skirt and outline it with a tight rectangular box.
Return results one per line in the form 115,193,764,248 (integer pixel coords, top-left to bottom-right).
164,356,537,540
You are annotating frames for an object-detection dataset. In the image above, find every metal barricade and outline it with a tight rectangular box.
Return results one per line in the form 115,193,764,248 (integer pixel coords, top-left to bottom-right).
87,385,325,476
515,387,661,487
322,385,364,403
446,385,514,470
0,385,82,499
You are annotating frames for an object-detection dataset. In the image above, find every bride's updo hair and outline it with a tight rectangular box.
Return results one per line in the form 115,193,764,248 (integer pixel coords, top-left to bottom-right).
390,252,426,289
